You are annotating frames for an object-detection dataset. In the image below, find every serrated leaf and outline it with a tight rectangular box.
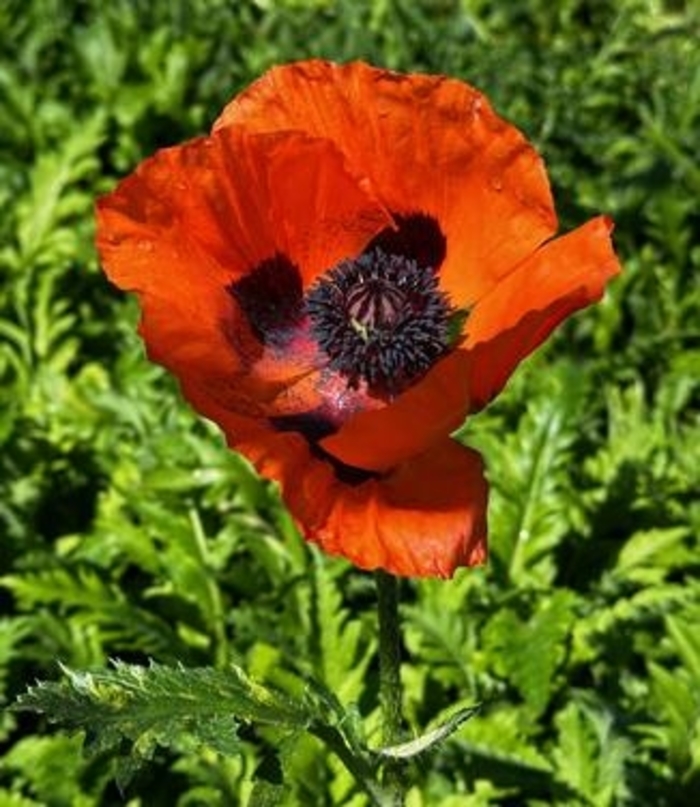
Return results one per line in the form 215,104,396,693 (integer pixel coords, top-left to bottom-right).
311,554,374,705
452,706,556,797
552,699,631,806
477,363,583,587
552,701,599,802
648,660,696,772
614,527,691,582
666,615,700,685
1,567,121,611
483,591,575,717
13,660,312,774
15,114,104,265
0,569,187,659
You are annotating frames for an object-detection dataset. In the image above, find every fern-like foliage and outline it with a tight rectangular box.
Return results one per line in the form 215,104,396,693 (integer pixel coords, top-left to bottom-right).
468,360,586,589
552,698,632,807
483,590,576,719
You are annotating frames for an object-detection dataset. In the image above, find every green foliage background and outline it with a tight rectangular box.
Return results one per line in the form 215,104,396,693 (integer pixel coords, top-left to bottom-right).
1,0,699,804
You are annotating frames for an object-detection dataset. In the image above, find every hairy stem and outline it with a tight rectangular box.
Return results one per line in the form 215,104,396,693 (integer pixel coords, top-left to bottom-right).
375,570,406,805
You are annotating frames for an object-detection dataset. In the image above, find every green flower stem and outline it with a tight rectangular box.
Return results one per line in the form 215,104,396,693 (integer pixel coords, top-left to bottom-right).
375,570,406,805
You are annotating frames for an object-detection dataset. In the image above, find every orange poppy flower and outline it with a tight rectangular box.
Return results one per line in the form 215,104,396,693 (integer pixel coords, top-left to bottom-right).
96,60,621,578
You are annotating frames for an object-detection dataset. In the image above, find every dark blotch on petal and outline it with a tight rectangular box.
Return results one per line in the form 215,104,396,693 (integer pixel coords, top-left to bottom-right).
228,254,304,346
312,445,379,486
364,213,446,273
270,411,378,486
270,411,337,443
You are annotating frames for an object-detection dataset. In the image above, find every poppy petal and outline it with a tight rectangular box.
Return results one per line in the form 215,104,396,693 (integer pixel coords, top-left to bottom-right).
135,286,387,429
182,381,488,578
97,126,391,298
303,438,488,578
464,215,621,410
215,60,558,306
136,291,286,418
97,127,392,417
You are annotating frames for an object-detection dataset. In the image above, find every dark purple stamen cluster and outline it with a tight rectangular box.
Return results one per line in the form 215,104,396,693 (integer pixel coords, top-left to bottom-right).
305,248,451,393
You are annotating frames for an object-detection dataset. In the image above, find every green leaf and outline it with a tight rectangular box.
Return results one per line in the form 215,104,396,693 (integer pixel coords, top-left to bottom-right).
310,553,374,705
613,528,692,584
455,705,552,773
666,615,700,686
553,701,599,804
0,568,188,659
14,114,104,267
648,660,697,773
450,708,556,800
13,661,312,784
375,704,481,760
483,590,575,717
551,698,630,806
473,361,584,587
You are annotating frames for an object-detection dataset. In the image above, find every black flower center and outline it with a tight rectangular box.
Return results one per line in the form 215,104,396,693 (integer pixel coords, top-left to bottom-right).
305,248,452,394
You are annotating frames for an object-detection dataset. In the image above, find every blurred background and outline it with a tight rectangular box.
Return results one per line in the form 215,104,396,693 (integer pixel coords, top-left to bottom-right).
1,0,699,804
